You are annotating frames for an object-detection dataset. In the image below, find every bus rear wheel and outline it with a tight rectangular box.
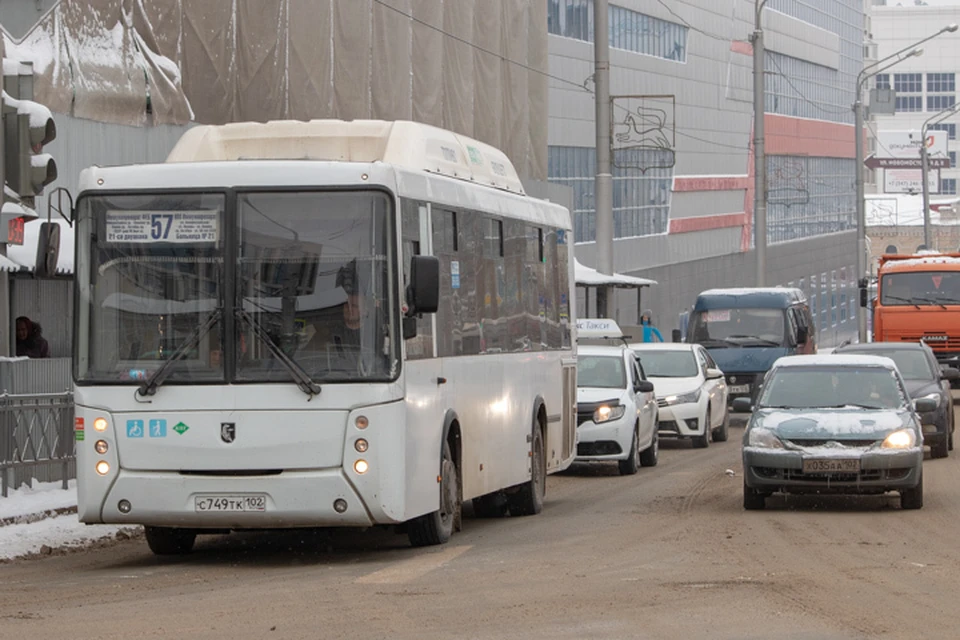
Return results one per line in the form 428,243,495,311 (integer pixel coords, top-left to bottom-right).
408,439,461,547
507,420,545,516
144,526,197,555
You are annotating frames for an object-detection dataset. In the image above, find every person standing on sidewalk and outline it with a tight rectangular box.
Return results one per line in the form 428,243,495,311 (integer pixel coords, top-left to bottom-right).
639,309,663,343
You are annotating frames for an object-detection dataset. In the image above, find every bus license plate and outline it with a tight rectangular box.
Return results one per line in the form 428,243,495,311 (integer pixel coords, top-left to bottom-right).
194,495,267,512
802,459,860,474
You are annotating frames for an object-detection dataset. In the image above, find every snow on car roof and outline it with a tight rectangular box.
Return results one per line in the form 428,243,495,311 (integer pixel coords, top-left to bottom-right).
578,345,631,357
627,342,694,352
774,354,897,368
699,287,804,297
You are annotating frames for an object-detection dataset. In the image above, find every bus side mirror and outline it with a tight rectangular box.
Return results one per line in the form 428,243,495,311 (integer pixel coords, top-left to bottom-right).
407,255,440,315
34,222,61,279
671,329,682,343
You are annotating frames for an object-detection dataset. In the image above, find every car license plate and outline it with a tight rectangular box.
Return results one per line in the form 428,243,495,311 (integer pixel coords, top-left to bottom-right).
802,459,860,474
729,384,750,394
194,495,266,512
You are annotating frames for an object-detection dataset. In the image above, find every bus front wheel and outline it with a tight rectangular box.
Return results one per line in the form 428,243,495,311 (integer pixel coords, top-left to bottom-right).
144,526,197,555
408,439,461,547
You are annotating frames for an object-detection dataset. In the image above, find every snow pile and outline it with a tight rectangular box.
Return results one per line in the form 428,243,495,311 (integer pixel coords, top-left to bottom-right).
0,479,138,561
0,479,78,521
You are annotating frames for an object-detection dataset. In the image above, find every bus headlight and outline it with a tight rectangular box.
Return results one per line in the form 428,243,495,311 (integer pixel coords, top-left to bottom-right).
94,417,108,432
95,461,110,475
354,459,369,474
355,438,369,453
355,415,369,429
95,440,109,454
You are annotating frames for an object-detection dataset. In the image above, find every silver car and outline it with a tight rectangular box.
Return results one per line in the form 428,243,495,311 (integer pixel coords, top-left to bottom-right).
737,354,933,511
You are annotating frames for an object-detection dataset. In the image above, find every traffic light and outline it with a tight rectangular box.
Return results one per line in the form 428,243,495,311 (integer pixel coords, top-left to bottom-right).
2,60,57,208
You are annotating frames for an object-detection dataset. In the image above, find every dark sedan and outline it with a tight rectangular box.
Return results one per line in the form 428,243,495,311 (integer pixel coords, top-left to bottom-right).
833,342,958,458
738,355,931,511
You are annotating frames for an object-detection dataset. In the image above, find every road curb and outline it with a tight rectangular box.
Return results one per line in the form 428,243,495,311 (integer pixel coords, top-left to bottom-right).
0,505,78,528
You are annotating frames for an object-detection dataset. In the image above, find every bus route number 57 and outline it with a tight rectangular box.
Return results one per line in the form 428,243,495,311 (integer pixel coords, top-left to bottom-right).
151,214,173,240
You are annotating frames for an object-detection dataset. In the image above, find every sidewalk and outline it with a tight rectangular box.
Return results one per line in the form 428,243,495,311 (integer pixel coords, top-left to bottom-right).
0,479,138,561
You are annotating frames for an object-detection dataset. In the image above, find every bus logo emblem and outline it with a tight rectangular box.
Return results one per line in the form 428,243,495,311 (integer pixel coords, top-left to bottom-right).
221,422,236,443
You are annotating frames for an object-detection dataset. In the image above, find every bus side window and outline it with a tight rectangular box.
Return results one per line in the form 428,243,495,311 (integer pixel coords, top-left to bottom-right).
786,308,799,346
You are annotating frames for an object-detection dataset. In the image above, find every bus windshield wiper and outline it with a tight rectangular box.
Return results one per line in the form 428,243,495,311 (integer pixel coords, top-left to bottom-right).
138,308,222,397
237,308,321,399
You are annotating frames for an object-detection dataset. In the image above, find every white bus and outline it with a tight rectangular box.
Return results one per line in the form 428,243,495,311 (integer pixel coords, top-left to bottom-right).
72,120,578,554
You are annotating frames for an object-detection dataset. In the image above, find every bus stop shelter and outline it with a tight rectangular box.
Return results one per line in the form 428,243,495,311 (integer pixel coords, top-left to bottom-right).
574,259,657,321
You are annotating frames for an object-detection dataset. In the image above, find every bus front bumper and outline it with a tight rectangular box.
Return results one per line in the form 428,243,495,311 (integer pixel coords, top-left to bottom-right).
89,469,382,528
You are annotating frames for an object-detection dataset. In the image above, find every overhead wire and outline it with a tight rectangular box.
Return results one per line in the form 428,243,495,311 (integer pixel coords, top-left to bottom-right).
371,0,748,152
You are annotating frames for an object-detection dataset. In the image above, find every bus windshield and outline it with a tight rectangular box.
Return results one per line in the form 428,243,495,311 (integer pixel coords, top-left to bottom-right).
880,271,960,306
74,190,397,386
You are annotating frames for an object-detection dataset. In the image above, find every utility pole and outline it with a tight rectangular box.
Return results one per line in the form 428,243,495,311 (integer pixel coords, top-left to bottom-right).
921,135,932,248
594,0,613,318
752,0,769,287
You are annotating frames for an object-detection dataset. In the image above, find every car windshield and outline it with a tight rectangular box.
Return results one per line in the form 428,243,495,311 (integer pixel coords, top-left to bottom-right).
758,366,906,410
688,307,786,347
635,350,698,377
578,355,626,389
839,349,934,381
881,271,960,305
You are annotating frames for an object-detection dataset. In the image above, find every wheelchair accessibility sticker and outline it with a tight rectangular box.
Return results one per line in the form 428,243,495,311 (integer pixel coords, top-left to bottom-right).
126,419,145,438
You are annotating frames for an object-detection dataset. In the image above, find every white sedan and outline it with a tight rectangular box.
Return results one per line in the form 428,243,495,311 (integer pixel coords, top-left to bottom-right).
630,343,729,448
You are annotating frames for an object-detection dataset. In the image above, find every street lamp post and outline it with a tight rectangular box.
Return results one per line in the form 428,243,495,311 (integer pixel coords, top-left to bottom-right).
752,0,770,288
920,102,960,248
854,24,957,343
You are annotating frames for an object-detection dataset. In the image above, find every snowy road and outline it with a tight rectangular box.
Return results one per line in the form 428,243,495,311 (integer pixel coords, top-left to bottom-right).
2,417,960,639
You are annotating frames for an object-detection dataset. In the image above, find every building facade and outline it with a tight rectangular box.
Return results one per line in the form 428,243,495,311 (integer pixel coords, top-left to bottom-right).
870,3,960,201
546,0,863,346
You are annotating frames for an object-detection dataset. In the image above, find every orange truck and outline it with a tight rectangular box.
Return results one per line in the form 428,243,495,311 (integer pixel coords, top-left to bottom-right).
870,253,960,375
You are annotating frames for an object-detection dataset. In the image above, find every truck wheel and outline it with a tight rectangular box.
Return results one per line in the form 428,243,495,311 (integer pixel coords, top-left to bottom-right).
144,526,196,555
408,439,461,547
506,420,545,516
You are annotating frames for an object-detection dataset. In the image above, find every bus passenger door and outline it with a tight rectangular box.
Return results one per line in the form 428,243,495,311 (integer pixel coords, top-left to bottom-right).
560,357,577,465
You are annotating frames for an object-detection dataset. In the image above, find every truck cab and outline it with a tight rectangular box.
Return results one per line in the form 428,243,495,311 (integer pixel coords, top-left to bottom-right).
686,288,815,408
870,253,960,376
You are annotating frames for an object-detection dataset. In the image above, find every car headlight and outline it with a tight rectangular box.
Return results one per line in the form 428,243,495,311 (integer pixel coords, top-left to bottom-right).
919,393,941,410
593,405,626,423
663,388,702,406
747,428,784,449
882,429,917,449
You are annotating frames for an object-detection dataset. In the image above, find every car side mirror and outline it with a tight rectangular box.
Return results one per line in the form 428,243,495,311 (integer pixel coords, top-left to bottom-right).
732,397,753,413
914,397,938,413
636,380,654,393
706,367,723,380
407,255,440,315
941,367,960,381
